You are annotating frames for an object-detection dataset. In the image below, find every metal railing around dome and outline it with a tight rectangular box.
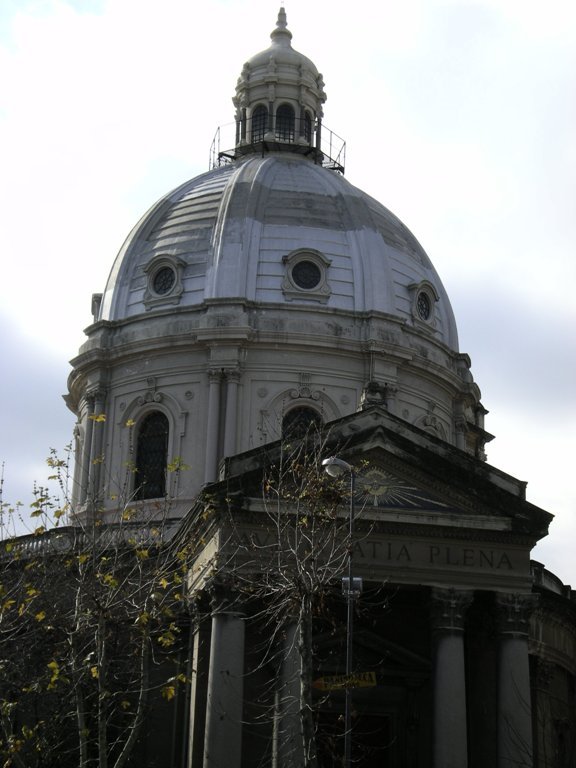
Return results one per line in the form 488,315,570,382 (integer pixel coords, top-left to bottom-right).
209,119,346,174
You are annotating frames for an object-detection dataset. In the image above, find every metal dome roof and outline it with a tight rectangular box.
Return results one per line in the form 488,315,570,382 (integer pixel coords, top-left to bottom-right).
99,151,459,350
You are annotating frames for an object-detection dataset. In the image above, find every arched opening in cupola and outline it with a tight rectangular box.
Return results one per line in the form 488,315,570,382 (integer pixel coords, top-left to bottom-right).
276,103,295,142
251,104,268,143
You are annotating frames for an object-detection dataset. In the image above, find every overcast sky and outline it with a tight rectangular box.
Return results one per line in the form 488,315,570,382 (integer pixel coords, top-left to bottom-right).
0,0,574,581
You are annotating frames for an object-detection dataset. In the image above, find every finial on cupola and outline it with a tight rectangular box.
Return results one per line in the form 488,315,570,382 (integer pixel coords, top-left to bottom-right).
271,7,293,45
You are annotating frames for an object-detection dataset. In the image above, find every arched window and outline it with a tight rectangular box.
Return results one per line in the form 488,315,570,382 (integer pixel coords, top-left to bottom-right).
135,412,169,500
282,406,322,439
303,111,312,143
251,105,268,143
276,104,295,142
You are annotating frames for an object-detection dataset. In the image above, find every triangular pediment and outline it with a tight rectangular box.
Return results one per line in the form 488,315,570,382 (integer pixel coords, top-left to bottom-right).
218,404,551,539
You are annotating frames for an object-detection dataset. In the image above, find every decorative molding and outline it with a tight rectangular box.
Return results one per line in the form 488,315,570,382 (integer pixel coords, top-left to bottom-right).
496,593,539,637
137,377,163,406
143,254,186,310
282,249,331,304
289,372,320,401
431,588,473,633
359,381,396,411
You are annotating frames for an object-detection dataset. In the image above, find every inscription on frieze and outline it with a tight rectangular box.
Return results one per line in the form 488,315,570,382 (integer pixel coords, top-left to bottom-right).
235,529,522,573
352,540,514,570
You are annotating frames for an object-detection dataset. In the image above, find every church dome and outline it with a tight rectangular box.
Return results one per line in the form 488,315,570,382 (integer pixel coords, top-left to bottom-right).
69,8,487,523
100,152,458,350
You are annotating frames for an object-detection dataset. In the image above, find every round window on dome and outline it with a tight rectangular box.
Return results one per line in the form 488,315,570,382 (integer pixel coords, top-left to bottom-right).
292,260,322,290
416,291,431,321
153,267,176,296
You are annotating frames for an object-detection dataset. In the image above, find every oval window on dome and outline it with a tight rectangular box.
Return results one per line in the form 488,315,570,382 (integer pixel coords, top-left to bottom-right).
292,260,321,290
282,249,332,304
153,266,176,295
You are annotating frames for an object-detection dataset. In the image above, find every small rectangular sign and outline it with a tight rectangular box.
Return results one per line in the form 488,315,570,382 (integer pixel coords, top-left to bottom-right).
313,671,377,691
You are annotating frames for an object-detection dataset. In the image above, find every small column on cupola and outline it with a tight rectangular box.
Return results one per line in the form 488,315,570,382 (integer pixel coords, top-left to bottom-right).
232,7,327,154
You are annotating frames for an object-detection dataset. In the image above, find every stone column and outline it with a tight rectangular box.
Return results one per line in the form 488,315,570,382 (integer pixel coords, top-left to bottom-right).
273,621,304,768
203,591,245,768
79,394,95,505
187,621,211,768
204,370,222,484
223,369,240,458
431,588,473,768
87,388,106,508
496,593,537,768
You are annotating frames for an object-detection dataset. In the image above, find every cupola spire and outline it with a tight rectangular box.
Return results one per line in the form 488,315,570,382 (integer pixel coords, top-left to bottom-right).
271,7,293,46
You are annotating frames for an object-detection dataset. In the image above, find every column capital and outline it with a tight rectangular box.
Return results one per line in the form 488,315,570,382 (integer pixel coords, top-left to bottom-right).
496,592,538,637
223,367,241,383
431,587,473,633
208,581,244,618
208,368,223,383
86,386,107,402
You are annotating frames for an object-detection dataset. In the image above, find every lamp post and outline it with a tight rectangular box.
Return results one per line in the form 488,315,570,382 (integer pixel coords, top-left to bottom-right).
322,457,357,768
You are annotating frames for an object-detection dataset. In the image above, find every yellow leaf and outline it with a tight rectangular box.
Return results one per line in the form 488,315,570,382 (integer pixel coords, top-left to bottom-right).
35,611,46,622
125,418,135,427
158,631,176,648
89,413,106,422
120,700,131,710
78,553,90,565
161,684,175,701
90,666,99,679
101,574,118,588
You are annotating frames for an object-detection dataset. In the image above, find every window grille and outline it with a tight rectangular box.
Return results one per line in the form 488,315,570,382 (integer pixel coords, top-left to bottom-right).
135,412,169,500
276,104,295,142
252,105,268,142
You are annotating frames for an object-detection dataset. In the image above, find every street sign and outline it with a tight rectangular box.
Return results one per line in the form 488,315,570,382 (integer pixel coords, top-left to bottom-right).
313,671,377,691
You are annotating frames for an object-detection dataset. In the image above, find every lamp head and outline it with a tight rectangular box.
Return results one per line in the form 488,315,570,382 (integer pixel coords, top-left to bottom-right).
322,456,353,478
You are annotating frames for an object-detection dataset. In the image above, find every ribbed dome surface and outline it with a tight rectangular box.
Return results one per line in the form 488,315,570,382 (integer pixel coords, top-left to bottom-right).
100,153,459,350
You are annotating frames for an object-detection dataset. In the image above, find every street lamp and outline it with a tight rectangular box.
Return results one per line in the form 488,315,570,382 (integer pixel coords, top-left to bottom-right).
321,456,359,768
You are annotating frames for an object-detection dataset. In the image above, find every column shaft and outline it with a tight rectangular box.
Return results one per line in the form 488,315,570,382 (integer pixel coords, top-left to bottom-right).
497,594,537,768
203,608,245,768
274,622,304,768
87,389,106,507
204,371,221,484
431,588,472,768
79,396,94,504
187,622,210,768
223,370,240,458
